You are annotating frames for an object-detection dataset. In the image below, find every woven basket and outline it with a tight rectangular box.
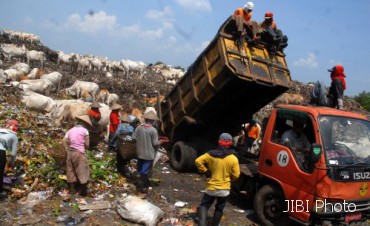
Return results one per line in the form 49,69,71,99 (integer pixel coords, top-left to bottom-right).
117,136,136,160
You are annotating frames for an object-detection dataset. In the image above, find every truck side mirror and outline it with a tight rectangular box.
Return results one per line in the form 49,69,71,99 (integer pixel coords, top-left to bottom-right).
309,143,322,164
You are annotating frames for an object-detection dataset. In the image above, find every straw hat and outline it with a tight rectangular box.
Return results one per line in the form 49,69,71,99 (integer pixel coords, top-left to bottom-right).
111,103,122,110
90,102,101,108
143,110,159,121
120,114,131,123
75,115,92,126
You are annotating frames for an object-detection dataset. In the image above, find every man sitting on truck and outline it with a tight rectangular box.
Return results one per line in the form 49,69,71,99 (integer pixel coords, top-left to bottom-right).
259,11,288,53
281,119,310,164
233,2,260,42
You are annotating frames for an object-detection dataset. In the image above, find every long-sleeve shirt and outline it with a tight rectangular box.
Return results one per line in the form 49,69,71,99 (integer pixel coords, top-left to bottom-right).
0,128,19,166
109,111,120,133
233,8,252,23
115,123,134,136
132,123,160,160
195,149,240,191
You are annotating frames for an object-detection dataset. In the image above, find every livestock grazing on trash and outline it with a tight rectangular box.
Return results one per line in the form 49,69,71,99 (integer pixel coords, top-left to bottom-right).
90,57,107,75
19,78,55,96
4,69,24,81
0,44,26,62
121,59,147,79
65,80,99,101
0,69,6,83
35,67,47,79
280,93,305,105
96,89,109,104
97,103,111,128
80,89,93,102
143,95,164,106
77,56,91,76
10,62,30,75
21,90,56,113
27,50,46,67
40,71,63,91
56,50,77,72
52,102,90,127
107,93,119,106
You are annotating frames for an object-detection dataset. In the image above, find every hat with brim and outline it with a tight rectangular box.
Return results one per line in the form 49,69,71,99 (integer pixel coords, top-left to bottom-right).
75,115,92,126
328,67,335,72
120,114,131,123
90,102,101,108
143,110,159,121
111,103,122,110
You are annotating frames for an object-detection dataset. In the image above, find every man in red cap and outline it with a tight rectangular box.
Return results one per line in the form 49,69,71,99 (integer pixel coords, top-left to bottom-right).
327,65,346,110
0,120,20,200
259,11,288,53
195,133,240,226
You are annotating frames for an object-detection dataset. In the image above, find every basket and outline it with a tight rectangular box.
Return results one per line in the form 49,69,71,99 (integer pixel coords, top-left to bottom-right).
117,135,136,160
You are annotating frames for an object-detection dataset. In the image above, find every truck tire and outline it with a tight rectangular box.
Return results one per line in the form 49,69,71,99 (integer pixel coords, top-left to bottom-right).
170,141,197,172
254,184,291,226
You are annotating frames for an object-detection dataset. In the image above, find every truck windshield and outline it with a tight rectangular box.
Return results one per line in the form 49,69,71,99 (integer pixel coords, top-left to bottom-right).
319,116,370,166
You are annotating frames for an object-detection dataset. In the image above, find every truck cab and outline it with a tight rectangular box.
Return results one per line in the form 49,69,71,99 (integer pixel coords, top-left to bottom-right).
254,104,370,225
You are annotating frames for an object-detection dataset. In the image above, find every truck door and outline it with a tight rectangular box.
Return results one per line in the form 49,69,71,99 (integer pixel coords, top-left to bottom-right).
259,108,320,222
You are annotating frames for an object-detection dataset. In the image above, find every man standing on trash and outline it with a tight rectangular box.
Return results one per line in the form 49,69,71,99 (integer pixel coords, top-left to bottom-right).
0,120,20,200
327,65,346,110
132,110,163,197
195,133,240,226
62,115,92,197
115,114,135,178
108,103,122,152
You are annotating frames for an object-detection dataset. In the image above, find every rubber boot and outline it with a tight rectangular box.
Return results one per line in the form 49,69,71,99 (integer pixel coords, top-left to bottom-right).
68,182,77,195
211,211,223,226
79,183,88,196
337,98,344,110
197,206,207,226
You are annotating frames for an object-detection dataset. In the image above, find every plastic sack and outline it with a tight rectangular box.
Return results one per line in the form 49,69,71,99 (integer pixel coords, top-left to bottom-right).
117,195,163,226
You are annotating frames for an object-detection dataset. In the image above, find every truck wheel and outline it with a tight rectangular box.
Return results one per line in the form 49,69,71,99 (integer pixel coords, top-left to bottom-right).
254,185,291,226
171,141,197,172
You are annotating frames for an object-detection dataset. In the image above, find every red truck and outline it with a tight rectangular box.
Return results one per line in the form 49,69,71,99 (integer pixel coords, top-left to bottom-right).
157,17,370,225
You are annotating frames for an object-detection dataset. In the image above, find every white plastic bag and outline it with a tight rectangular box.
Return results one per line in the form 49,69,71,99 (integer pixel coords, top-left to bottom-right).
117,195,163,226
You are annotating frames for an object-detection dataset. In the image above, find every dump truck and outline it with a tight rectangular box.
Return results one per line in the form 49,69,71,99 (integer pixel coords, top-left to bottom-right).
158,16,291,171
157,17,370,225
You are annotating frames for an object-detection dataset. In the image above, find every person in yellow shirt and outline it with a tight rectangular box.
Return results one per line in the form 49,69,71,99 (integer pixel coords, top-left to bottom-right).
195,133,240,226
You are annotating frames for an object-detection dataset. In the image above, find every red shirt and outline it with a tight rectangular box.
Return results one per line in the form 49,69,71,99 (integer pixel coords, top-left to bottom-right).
88,109,101,119
109,111,120,133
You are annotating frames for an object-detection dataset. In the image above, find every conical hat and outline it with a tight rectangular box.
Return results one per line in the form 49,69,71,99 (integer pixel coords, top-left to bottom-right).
90,102,101,108
143,110,159,121
75,115,92,126
111,103,122,110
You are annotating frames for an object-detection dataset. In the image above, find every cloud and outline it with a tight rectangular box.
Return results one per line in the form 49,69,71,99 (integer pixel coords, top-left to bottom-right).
66,11,117,33
146,6,174,29
175,0,212,13
293,52,319,68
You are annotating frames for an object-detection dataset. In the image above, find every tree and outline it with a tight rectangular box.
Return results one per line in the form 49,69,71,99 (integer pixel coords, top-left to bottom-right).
354,91,370,112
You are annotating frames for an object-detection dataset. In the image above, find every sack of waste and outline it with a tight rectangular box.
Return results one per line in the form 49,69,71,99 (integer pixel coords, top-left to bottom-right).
117,195,163,226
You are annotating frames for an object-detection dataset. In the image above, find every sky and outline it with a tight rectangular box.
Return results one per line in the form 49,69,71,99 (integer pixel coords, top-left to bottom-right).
1,0,369,96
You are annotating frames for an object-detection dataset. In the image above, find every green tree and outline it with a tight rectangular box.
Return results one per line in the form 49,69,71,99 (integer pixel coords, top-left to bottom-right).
354,91,370,111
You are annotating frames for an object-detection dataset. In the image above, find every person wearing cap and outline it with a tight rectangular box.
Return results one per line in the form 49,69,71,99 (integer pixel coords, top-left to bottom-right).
62,115,92,196
195,133,240,226
233,2,260,42
0,120,20,200
108,103,122,152
259,11,288,53
327,65,346,110
115,114,135,177
132,110,161,197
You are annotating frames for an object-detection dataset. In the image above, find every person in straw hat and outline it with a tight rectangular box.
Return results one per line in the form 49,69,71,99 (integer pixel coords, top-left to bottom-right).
115,114,135,178
132,110,162,197
88,102,102,128
108,103,122,152
62,115,92,196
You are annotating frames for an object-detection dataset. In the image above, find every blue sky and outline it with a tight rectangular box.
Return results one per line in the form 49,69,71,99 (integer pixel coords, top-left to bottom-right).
1,0,369,96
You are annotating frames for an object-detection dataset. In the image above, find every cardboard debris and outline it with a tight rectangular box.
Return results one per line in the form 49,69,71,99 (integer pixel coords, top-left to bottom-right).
78,201,112,211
